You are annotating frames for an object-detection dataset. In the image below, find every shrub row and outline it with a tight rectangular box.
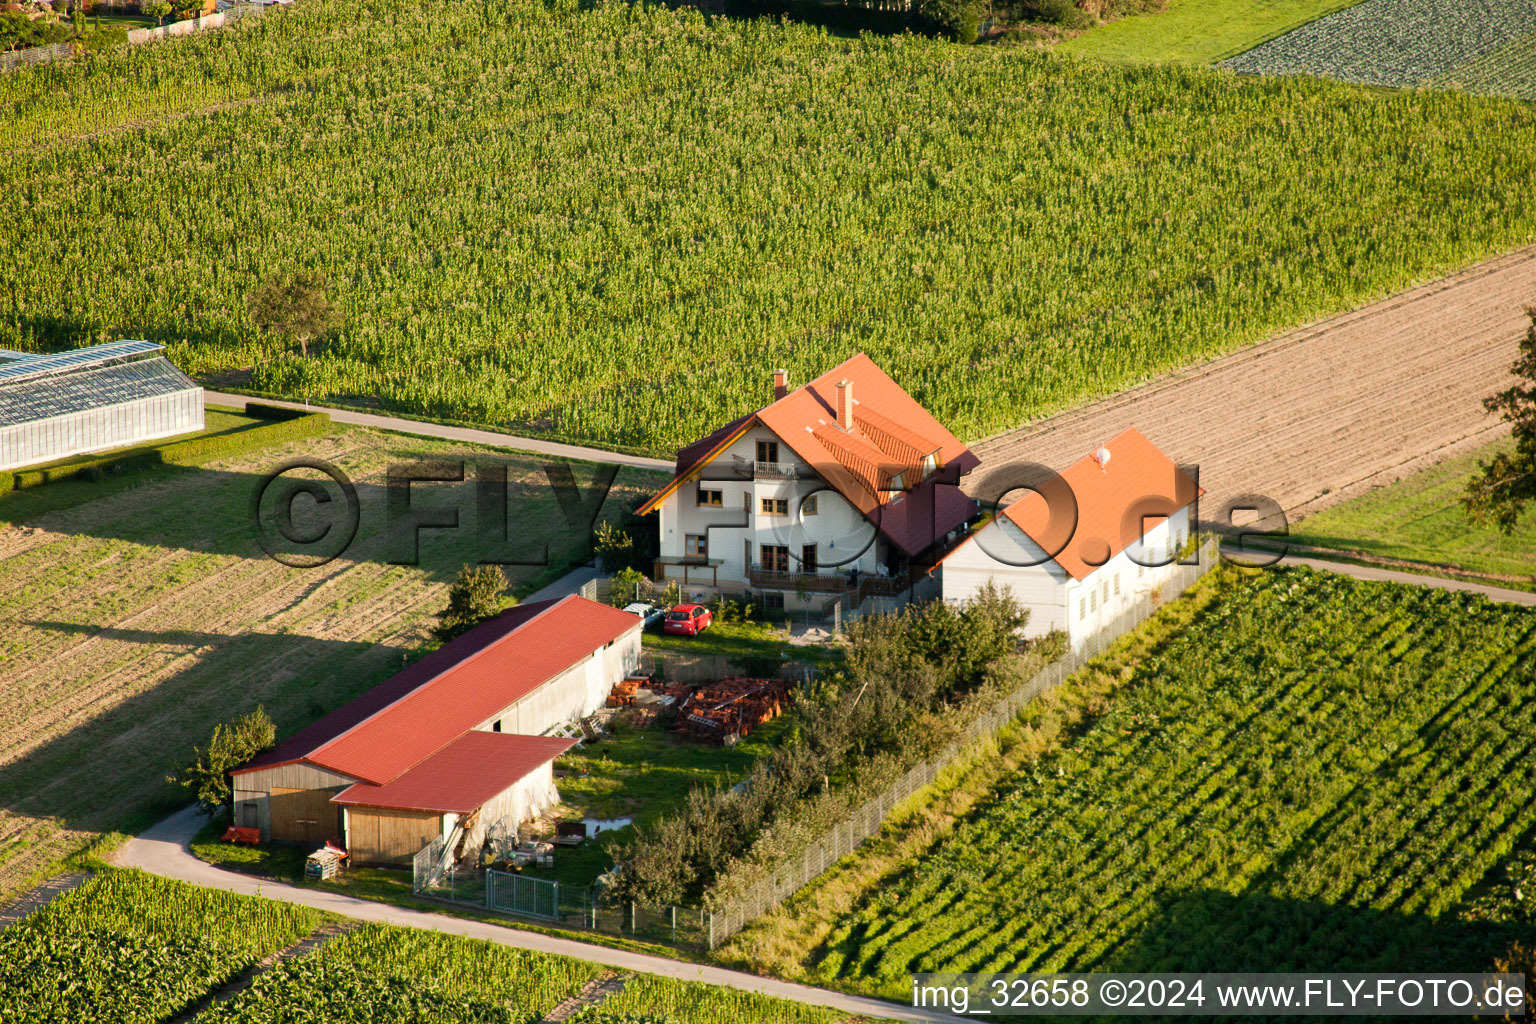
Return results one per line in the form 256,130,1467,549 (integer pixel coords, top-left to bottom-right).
3,411,330,492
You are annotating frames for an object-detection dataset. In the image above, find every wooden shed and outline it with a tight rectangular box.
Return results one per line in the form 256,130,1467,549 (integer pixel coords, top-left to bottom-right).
231,595,641,847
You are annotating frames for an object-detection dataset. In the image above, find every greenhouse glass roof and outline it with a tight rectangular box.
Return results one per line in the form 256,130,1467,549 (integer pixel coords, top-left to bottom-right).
0,356,199,428
0,340,165,384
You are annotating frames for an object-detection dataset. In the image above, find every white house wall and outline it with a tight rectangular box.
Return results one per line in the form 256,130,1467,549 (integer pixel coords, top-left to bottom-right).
0,389,203,472
941,517,1073,637
461,762,561,855
476,627,640,736
659,425,882,594
942,506,1195,646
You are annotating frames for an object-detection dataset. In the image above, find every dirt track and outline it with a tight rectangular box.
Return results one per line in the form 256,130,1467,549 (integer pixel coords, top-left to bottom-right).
969,246,1536,526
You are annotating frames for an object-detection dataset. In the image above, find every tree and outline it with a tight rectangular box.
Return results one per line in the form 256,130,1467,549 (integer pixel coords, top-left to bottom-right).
1464,306,1536,533
433,564,506,642
141,0,172,25
247,271,343,357
167,707,276,816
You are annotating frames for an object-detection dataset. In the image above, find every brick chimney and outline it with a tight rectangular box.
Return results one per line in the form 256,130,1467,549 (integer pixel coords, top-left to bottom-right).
773,368,788,401
835,379,853,430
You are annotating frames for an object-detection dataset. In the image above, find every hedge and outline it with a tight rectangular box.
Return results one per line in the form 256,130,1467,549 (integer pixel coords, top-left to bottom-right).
2,412,332,492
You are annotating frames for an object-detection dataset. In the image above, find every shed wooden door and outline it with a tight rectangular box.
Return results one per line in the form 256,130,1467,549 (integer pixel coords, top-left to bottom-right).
347,809,441,865
269,787,341,844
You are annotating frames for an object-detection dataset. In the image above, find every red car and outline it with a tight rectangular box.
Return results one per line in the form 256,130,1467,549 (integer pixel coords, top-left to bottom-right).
664,603,713,636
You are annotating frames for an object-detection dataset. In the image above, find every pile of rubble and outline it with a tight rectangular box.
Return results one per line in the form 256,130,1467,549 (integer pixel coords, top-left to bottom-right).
675,677,793,744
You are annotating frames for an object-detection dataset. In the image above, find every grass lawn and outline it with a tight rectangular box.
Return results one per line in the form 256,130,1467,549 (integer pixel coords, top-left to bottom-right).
1286,438,1536,588
1057,0,1366,64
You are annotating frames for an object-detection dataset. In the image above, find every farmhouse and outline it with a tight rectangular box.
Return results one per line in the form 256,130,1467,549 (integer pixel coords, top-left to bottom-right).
231,595,641,864
637,354,979,614
937,429,1201,645
0,340,203,472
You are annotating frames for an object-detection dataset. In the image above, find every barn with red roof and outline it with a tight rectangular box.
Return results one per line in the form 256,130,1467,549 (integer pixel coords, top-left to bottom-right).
935,429,1201,645
636,355,980,616
230,594,641,864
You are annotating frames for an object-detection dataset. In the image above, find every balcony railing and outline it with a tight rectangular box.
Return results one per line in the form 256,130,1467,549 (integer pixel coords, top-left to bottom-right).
748,567,910,596
753,461,798,481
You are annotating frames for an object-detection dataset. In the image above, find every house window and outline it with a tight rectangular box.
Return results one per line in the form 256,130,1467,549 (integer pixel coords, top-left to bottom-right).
1102,580,1110,603
760,497,789,517
765,593,785,611
757,440,778,464
761,544,789,572
801,544,818,574
686,534,708,557
1089,591,1097,612
1113,575,1121,596
697,487,722,507
801,494,818,517
1079,598,1086,620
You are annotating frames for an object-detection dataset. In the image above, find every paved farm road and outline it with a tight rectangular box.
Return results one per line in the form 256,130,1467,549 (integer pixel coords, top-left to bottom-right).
116,807,956,1024
967,245,1536,525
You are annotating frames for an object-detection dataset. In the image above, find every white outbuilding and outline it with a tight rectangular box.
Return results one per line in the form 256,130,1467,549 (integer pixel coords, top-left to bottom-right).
0,340,204,472
936,428,1201,646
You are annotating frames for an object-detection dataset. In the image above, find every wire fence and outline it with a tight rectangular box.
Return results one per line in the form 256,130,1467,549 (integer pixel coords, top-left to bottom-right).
431,542,1218,949
701,540,1220,947
1,3,267,74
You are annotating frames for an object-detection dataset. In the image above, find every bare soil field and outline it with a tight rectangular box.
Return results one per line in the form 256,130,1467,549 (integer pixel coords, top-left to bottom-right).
968,245,1536,529
0,427,661,900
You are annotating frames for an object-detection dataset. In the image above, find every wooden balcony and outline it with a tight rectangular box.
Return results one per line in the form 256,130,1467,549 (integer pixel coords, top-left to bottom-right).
748,567,911,597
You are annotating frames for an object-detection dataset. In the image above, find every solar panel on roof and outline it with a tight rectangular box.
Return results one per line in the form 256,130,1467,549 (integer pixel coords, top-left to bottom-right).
0,340,164,385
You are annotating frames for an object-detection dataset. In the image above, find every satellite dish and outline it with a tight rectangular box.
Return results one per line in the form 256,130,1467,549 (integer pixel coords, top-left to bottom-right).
1095,444,1111,471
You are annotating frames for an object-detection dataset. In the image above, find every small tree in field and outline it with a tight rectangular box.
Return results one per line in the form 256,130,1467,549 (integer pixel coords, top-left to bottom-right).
141,0,171,25
247,271,343,357
433,564,506,642
1464,306,1536,533
167,706,276,816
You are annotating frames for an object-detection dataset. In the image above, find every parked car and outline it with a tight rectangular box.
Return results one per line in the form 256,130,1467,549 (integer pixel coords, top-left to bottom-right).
663,603,713,636
623,602,665,630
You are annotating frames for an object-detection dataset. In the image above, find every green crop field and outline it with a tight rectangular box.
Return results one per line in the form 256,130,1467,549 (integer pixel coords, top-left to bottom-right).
1287,437,1536,589
747,569,1536,999
4,0,1536,454
0,870,321,1023
193,923,600,1023
1056,0,1365,65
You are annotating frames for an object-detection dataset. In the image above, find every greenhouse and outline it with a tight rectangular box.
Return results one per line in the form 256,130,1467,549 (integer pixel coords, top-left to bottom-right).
0,341,204,472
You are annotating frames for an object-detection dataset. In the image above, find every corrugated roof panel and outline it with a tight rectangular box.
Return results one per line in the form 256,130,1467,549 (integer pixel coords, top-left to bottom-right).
331,733,575,814
238,595,641,786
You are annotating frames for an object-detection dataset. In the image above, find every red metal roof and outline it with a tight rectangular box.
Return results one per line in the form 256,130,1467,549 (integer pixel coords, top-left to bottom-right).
235,594,639,785
1000,428,1202,581
331,732,575,814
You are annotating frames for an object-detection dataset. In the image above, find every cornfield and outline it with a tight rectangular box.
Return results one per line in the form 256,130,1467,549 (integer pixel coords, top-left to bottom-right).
0,870,320,1023
808,569,1536,997
3,0,1536,453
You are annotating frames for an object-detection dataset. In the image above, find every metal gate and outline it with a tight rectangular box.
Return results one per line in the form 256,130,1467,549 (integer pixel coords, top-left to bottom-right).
486,870,558,920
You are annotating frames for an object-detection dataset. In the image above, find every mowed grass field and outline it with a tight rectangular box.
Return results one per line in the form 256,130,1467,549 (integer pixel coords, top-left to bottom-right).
1056,0,1365,64
1287,436,1536,589
724,569,1536,996
4,0,1536,453
0,425,662,901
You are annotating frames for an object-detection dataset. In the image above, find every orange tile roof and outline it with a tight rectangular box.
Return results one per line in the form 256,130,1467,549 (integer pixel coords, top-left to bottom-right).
235,595,639,785
332,732,575,814
638,354,979,555
1000,428,1201,581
